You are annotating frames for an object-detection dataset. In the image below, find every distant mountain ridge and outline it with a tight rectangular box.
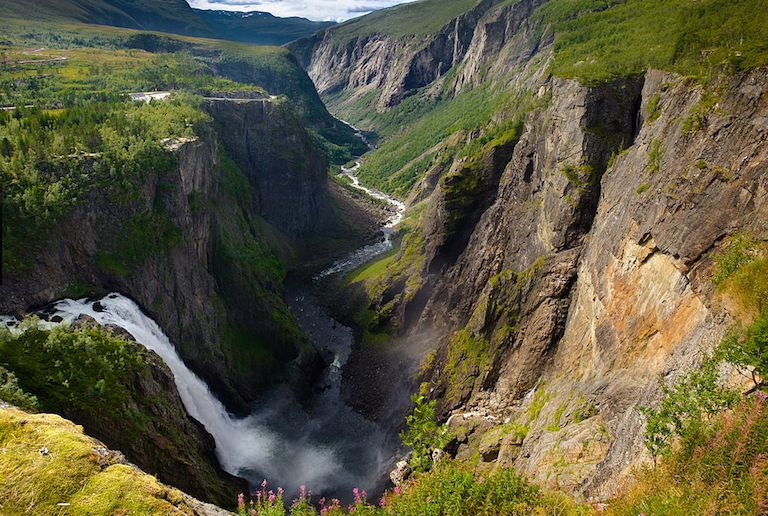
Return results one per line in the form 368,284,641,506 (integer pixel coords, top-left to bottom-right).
193,8,335,46
0,0,335,45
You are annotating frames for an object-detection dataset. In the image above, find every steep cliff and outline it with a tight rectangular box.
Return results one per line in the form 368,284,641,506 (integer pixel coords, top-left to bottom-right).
0,96,356,412
301,0,768,499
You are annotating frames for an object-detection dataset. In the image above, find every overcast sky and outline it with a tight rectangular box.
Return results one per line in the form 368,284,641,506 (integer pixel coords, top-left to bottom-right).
186,0,416,22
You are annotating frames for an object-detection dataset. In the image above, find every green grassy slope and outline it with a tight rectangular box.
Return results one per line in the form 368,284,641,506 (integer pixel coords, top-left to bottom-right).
331,0,768,197
541,0,768,83
0,0,334,45
330,0,480,40
0,0,214,37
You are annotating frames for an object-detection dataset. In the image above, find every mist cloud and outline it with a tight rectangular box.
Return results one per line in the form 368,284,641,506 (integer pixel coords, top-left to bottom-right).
186,0,417,22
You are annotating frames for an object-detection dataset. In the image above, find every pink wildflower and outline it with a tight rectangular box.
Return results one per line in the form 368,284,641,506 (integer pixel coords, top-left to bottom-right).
379,496,387,507
478,477,485,485
300,484,307,499
237,493,245,510
277,487,284,498
393,486,401,495
249,510,256,516
756,390,768,402
268,490,275,504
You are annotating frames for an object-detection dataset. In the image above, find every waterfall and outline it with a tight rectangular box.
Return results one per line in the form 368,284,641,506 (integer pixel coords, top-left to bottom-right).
2,292,390,497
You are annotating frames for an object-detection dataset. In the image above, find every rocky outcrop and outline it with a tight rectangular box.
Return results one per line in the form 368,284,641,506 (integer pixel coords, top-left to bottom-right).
359,67,768,498
0,107,322,412
289,0,546,115
0,404,233,514
289,0,502,110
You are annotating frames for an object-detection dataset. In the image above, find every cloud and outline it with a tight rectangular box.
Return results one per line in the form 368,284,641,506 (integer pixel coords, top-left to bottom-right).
186,0,417,22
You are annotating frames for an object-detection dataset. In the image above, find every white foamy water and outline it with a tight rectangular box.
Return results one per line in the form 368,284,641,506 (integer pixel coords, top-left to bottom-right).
316,161,406,279
1,293,346,492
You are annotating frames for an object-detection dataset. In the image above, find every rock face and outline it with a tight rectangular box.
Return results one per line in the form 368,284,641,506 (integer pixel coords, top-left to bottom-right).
63,317,247,506
0,101,330,412
205,98,331,236
299,0,768,499
289,0,546,114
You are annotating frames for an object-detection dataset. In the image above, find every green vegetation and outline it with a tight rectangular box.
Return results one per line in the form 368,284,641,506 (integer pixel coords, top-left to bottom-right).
712,233,764,286
1,94,202,272
681,91,721,135
546,404,568,432
238,460,586,515
443,329,490,404
0,365,39,410
0,322,150,433
646,139,662,174
641,356,739,463
354,85,542,196
540,0,768,84
645,92,662,123
642,232,768,465
400,394,450,472
0,407,200,514
527,385,551,424
611,397,768,515
560,164,595,192
635,182,650,195
330,0,480,40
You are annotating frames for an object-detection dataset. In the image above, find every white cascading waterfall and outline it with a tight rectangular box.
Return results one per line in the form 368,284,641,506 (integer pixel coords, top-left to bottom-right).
1,293,347,493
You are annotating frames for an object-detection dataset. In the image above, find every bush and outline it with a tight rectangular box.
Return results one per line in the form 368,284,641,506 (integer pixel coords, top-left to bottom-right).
610,396,768,515
399,394,449,473
641,356,739,463
718,312,768,394
234,462,585,515
0,364,38,410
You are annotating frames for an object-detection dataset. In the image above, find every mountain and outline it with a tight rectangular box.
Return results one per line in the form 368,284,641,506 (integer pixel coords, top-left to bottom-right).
0,0,214,36
194,9,335,46
0,0,334,44
291,0,768,500
3,0,768,513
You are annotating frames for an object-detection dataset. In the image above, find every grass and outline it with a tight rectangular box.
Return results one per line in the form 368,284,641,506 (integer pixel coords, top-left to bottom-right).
347,247,400,284
646,139,662,174
608,396,768,515
355,85,542,196
0,407,198,514
329,0,480,41
540,0,768,84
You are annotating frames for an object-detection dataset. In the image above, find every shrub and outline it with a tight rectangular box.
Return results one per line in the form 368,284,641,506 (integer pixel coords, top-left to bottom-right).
399,394,449,473
646,139,662,174
641,356,739,463
610,396,768,515
382,461,584,515
645,92,662,123
718,312,768,394
635,183,650,195
0,364,39,410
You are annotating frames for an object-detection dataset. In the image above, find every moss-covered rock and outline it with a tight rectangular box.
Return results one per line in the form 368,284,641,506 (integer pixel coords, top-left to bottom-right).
0,405,229,515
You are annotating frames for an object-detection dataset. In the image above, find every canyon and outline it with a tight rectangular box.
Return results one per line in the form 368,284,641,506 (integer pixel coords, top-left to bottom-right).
1,0,767,513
